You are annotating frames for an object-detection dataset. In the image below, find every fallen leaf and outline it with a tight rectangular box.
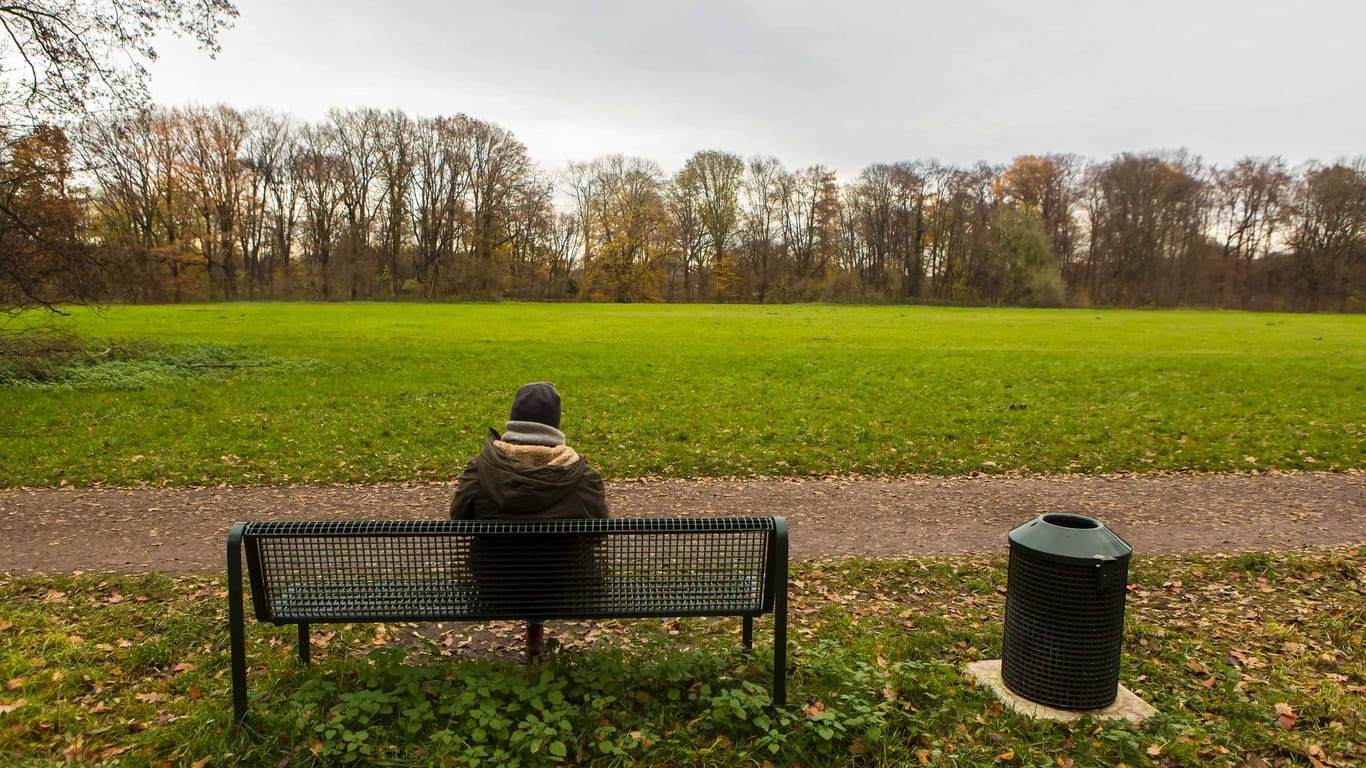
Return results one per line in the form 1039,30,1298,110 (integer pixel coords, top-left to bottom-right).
1274,702,1296,730
135,692,163,704
0,699,26,715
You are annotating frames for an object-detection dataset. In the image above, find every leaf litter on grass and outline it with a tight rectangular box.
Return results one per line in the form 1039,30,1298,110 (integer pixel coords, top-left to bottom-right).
1,549,1363,766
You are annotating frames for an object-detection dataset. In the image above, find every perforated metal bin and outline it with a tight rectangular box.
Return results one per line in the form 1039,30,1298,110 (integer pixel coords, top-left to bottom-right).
1000,513,1132,710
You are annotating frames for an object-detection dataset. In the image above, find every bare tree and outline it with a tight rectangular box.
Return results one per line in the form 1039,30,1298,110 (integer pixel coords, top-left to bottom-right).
0,0,236,129
1212,157,1290,307
1288,159,1366,310
455,115,536,297
503,175,555,298
845,162,927,299
80,110,170,300
374,110,414,295
675,150,744,299
293,124,344,299
1084,152,1209,306
329,108,384,299
545,211,581,298
779,165,840,298
407,117,463,297
738,155,783,301
664,167,707,301
262,116,300,297
180,104,249,299
238,109,294,298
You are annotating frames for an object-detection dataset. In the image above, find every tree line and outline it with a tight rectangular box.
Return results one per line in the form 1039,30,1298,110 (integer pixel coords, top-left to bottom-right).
3,105,1364,312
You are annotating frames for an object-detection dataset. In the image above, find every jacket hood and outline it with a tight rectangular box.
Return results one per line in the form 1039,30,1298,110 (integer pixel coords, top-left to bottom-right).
474,431,589,515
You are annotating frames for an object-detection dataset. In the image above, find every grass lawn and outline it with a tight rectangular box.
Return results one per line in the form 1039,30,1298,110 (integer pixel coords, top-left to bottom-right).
0,549,1361,767
2,303,1363,487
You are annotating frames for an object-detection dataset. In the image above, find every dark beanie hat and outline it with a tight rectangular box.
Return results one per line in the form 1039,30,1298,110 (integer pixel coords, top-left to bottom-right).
509,382,561,429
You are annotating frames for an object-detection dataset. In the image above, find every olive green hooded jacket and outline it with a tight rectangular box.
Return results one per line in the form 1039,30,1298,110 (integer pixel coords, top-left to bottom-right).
449,429,608,521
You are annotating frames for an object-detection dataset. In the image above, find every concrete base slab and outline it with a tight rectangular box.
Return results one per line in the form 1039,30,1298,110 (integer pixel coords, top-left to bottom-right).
965,660,1157,724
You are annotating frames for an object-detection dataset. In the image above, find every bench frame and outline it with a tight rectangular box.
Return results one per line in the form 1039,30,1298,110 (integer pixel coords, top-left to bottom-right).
228,517,788,721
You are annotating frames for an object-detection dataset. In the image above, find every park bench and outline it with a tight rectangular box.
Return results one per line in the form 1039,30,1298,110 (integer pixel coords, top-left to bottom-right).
227,517,788,721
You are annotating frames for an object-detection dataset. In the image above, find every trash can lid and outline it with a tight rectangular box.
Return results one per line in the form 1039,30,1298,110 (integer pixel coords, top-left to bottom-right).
1008,513,1132,562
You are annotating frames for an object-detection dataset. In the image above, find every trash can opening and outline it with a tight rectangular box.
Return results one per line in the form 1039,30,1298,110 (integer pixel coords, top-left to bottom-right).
1042,513,1100,529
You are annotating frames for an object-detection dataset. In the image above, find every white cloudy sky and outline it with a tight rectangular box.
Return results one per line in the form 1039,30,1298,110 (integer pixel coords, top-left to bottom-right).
147,0,1365,179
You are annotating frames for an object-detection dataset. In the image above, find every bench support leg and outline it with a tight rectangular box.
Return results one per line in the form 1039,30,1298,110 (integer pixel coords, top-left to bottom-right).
773,575,787,706
742,616,753,651
228,524,248,722
772,521,789,707
298,623,311,664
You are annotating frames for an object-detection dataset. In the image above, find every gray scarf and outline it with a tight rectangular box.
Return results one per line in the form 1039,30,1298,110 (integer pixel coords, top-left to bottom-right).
501,420,566,447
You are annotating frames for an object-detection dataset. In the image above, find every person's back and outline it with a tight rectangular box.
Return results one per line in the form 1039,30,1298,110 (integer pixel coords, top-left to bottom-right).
449,382,608,658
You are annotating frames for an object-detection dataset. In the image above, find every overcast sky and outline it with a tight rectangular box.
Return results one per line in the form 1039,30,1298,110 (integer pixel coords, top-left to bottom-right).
147,0,1366,180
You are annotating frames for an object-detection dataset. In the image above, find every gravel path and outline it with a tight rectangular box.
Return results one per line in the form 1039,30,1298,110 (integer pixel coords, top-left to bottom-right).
0,472,1361,574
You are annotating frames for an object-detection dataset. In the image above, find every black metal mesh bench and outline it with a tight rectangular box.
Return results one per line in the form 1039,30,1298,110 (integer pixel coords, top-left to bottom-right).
228,517,788,720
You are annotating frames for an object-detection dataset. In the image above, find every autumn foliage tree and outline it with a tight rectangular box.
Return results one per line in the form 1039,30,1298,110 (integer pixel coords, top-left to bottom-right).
570,155,670,302
0,125,93,310
1,0,237,313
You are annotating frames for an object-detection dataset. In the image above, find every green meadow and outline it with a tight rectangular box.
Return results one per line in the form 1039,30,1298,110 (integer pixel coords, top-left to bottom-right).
2,303,1363,487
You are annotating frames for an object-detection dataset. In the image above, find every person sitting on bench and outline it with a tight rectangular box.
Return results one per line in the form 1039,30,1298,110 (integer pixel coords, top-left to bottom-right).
449,382,609,659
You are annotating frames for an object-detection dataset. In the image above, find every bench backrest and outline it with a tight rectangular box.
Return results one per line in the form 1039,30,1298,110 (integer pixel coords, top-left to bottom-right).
237,518,786,624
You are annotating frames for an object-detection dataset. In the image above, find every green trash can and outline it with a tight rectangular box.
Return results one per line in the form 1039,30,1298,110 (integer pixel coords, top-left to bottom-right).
1001,513,1132,710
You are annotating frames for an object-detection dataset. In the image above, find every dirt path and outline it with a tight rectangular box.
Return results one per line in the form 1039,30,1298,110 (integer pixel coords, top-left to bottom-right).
1,472,1362,574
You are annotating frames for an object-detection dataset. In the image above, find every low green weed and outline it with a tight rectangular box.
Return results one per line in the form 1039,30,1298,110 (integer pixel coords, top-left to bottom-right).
0,334,311,391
